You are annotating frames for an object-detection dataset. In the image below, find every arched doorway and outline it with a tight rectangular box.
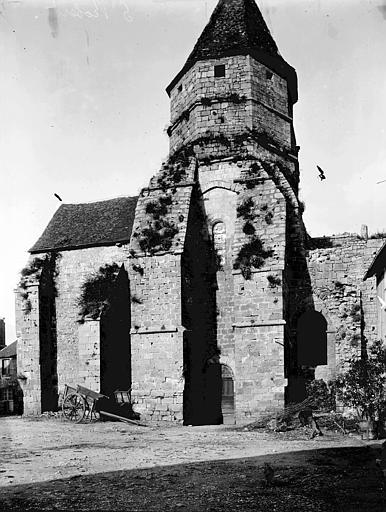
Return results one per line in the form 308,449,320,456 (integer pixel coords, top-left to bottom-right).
221,365,235,425
297,311,327,366
288,311,328,403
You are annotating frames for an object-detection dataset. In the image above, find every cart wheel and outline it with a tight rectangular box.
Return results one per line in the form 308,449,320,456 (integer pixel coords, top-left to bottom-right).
62,393,86,423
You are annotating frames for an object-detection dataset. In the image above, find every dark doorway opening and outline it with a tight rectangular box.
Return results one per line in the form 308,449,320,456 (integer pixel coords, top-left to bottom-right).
202,361,222,425
100,267,131,397
221,364,235,425
297,311,327,366
288,310,328,403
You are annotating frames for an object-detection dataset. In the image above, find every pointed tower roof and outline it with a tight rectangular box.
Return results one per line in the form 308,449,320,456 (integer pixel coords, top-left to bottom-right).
167,0,297,102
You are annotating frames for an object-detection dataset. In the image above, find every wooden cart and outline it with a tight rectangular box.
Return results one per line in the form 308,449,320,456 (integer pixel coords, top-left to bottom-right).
62,384,139,425
62,384,108,423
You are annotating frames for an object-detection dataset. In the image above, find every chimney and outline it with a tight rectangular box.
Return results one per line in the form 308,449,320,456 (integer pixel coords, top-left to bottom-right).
361,225,368,241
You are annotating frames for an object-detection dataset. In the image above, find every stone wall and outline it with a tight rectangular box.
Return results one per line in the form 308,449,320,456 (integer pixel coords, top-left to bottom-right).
196,154,290,421
78,319,101,391
16,283,41,415
16,245,127,414
168,56,295,162
307,235,385,378
127,160,195,422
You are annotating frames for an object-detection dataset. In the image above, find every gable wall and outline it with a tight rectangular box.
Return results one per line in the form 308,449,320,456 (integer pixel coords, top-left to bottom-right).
17,246,127,414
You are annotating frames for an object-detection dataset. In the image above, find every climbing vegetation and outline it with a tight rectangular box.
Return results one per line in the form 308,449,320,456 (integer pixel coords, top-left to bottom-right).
135,191,179,255
267,274,282,288
19,253,59,313
77,263,121,323
233,237,273,280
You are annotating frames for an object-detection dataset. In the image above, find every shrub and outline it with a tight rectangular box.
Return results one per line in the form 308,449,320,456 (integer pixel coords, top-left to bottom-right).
369,231,386,239
335,340,386,421
306,379,336,412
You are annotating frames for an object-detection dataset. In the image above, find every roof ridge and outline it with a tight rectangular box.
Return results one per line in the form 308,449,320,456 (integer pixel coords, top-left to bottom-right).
60,195,138,207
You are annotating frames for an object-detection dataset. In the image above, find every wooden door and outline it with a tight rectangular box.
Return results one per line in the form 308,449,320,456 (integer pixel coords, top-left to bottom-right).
221,366,235,425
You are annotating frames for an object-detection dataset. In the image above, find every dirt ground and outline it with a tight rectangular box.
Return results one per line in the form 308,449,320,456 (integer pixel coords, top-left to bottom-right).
0,415,385,511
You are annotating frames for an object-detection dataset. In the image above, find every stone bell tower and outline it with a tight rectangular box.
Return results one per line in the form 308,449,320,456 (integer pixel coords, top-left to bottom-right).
129,0,306,424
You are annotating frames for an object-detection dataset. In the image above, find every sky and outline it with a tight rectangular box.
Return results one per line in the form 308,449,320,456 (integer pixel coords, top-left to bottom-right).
1,0,386,343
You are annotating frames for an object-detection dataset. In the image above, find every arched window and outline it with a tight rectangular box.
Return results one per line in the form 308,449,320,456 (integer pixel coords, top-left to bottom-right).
297,311,327,366
212,221,226,267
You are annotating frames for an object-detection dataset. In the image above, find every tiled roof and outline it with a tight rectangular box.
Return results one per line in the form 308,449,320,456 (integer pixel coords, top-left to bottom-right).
0,341,17,359
364,240,386,280
167,0,297,102
30,196,138,253
186,0,280,64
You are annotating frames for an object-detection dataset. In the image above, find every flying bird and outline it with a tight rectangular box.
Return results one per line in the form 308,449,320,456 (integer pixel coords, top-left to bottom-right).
317,165,326,181
377,296,386,311
54,193,62,202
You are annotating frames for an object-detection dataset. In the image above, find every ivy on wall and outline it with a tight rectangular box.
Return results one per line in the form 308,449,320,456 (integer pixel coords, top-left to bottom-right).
157,162,187,189
19,253,59,314
135,192,179,255
233,236,273,280
77,263,121,323
234,176,276,280
267,274,282,288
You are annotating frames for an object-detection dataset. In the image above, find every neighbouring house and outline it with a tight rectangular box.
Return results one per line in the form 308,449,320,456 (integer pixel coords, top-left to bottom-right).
0,318,5,350
0,341,23,415
364,241,386,342
16,0,386,425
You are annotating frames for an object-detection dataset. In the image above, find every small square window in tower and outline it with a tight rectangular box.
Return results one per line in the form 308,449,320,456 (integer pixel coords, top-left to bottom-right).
214,64,225,78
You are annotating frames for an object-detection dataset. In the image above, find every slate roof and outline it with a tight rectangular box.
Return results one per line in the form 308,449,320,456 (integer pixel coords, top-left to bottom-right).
30,196,138,253
364,240,386,280
0,341,17,359
166,0,297,102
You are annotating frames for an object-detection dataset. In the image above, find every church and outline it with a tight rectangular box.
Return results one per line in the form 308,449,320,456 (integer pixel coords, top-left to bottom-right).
16,0,386,425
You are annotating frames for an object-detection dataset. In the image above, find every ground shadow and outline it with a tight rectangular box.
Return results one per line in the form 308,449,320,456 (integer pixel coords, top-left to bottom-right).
0,445,384,511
